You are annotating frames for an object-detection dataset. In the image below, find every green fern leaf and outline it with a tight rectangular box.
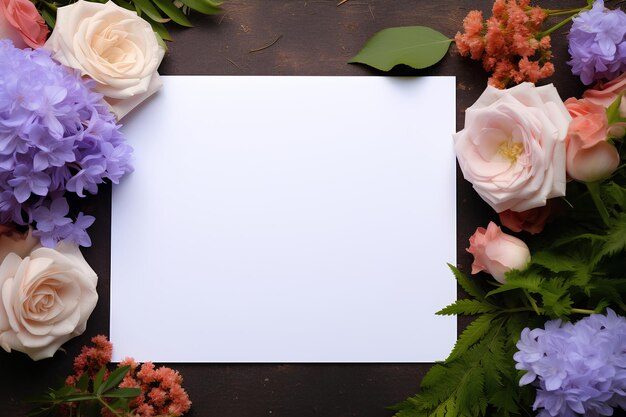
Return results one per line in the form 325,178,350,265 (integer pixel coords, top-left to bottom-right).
448,264,485,301
486,273,543,297
447,314,495,361
437,299,497,316
599,213,626,259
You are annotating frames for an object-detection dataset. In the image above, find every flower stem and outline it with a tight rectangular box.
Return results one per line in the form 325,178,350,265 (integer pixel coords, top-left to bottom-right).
523,289,542,315
537,5,591,37
98,398,125,417
586,181,611,226
571,308,595,315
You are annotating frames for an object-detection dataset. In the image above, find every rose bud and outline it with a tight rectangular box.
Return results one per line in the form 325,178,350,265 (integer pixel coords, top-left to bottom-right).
564,98,619,182
467,222,531,284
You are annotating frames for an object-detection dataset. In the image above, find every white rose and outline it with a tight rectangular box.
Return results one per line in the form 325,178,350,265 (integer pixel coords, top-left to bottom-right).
0,242,98,360
454,83,570,213
44,0,165,120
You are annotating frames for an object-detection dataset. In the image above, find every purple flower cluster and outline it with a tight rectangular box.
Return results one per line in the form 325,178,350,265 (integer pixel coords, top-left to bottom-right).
514,310,626,417
0,40,133,247
568,0,626,85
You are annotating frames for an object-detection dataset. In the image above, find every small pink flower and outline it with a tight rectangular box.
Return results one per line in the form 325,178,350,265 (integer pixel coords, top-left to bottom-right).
0,0,48,48
467,222,531,283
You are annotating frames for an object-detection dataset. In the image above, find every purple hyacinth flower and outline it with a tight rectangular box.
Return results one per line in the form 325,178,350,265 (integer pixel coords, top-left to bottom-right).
568,0,626,84
32,197,72,232
0,40,133,247
515,310,626,417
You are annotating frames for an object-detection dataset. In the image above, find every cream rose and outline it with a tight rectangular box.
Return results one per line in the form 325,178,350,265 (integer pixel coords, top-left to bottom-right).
44,0,165,120
454,83,570,213
0,242,98,360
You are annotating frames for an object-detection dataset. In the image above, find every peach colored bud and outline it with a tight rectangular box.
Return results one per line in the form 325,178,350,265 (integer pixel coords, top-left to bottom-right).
467,222,531,284
565,99,620,182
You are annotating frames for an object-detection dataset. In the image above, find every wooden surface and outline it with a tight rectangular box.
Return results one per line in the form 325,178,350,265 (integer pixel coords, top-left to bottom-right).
0,1,590,416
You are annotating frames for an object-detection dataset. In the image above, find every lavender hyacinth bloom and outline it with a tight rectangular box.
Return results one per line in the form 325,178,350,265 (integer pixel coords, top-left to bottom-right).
514,310,626,417
0,40,133,247
568,0,626,84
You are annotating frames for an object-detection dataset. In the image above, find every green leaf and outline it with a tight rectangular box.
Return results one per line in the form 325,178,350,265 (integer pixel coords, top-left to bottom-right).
93,367,106,394
178,0,221,15
349,26,452,71
486,273,543,297
531,252,580,273
103,387,142,398
437,299,497,316
40,8,56,29
540,279,573,317
75,372,89,392
99,366,131,394
598,213,626,259
60,393,97,402
133,0,169,23
152,0,193,27
447,314,496,362
448,264,486,301
456,366,485,415
148,18,172,42
607,94,624,125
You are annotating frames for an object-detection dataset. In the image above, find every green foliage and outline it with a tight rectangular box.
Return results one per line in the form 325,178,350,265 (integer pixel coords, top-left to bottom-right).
392,159,626,416
34,0,222,43
28,366,140,417
349,26,452,71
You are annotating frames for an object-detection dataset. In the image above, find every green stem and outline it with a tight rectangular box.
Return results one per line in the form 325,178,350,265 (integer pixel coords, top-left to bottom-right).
502,306,534,313
546,8,587,16
98,397,125,417
537,5,591,37
571,308,595,315
586,181,611,227
40,0,58,11
523,289,542,315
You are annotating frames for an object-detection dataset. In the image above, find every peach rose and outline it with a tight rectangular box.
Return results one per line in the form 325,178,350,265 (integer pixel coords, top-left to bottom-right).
0,241,98,360
454,83,569,213
0,0,48,49
564,98,620,182
44,1,164,120
467,222,531,284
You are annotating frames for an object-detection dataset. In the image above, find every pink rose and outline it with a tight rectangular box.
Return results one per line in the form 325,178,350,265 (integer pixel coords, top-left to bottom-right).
498,200,555,235
467,222,531,284
564,98,619,182
0,0,48,48
454,83,569,213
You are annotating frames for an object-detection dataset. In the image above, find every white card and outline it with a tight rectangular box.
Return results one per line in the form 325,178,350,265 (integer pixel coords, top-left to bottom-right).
111,76,457,362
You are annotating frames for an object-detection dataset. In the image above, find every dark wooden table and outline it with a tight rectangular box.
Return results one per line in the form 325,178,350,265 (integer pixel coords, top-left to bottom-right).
0,1,589,416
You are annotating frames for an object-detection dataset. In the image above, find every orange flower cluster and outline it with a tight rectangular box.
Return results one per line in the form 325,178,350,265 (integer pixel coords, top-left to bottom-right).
455,0,554,88
119,359,192,417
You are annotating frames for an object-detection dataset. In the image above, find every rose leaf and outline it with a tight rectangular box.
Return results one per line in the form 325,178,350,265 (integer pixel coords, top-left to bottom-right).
349,26,452,71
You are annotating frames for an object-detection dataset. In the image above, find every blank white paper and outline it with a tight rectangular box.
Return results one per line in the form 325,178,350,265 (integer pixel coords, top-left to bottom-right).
111,76,457,362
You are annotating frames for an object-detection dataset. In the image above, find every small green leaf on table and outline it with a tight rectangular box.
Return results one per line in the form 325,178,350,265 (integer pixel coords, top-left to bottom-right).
349,26,452,71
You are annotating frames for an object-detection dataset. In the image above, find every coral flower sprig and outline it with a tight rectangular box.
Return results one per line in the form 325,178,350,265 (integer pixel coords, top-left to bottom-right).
455,0,593,88
30,336,192,417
